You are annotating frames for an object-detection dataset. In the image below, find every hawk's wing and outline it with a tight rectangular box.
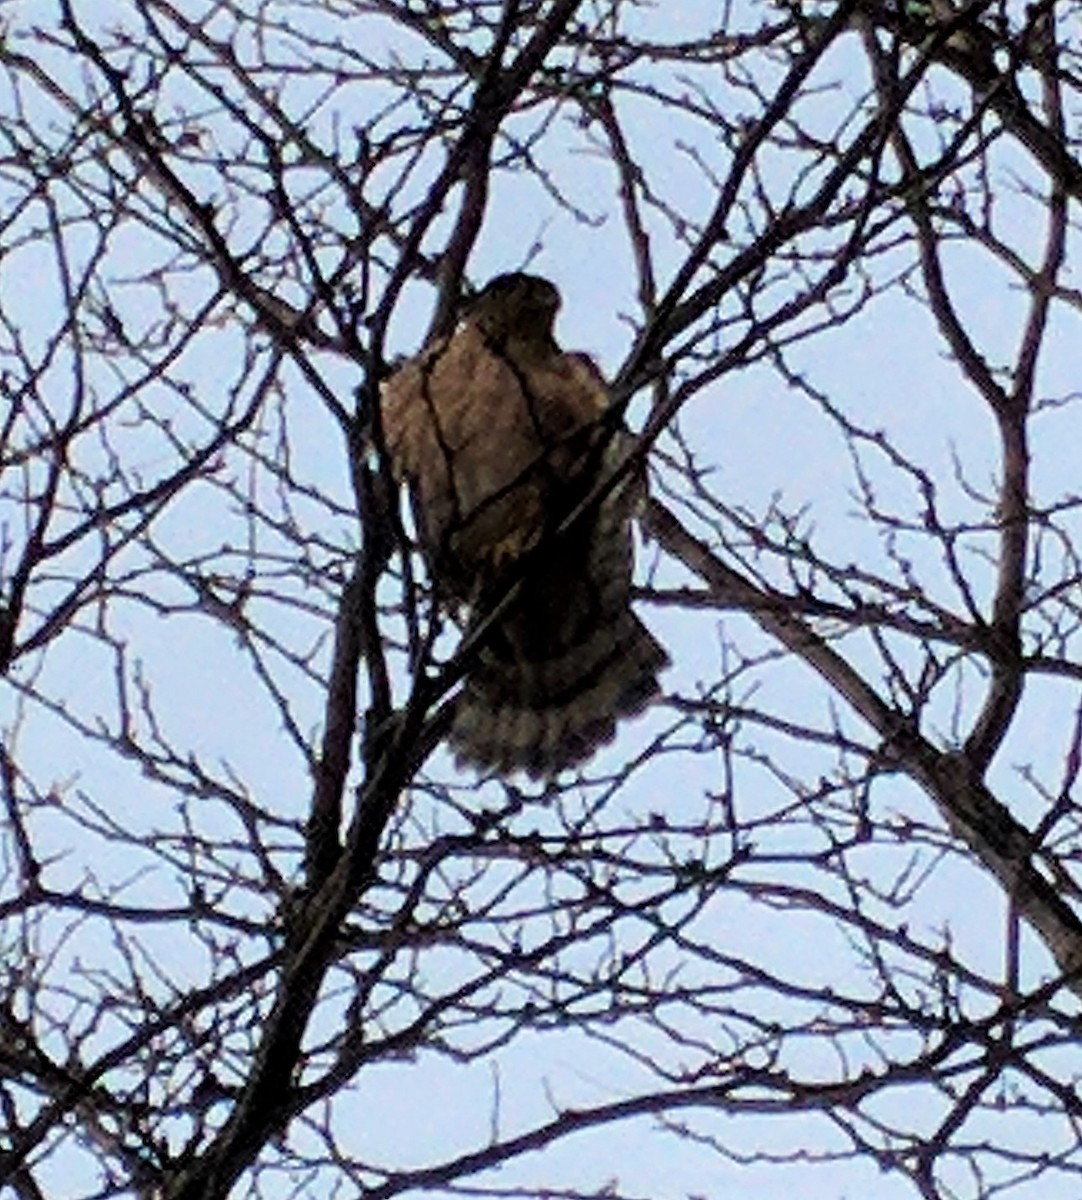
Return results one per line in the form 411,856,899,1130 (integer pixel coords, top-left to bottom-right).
381,322,608,594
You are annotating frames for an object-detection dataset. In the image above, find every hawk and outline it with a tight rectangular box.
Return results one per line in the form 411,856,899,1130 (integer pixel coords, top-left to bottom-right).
380,273,667,778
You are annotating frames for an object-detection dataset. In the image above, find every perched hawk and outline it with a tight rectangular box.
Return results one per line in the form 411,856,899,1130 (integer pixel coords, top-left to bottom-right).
380,273,668,778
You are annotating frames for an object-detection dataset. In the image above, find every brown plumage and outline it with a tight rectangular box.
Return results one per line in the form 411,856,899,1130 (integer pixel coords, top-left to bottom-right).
380,273,668,778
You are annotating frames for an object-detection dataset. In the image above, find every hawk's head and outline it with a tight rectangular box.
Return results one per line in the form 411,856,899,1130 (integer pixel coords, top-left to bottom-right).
464,273,561,342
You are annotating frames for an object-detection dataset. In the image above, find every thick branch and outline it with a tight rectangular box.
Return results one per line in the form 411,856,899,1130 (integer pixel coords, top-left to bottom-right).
644,497,1082,992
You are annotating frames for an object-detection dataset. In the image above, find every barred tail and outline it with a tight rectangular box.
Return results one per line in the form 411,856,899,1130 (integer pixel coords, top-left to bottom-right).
449,498,668,778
